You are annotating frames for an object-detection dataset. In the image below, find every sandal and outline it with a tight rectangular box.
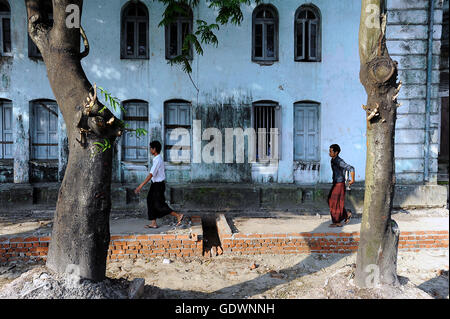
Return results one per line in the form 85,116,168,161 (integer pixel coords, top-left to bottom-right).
329,223,342,228
145,224,158,229
344,211,352,225
175,214,184,226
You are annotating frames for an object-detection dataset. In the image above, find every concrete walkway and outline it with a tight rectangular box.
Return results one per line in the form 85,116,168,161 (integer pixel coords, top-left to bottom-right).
0,209,448,238
106,214,449,236
230,214,450,235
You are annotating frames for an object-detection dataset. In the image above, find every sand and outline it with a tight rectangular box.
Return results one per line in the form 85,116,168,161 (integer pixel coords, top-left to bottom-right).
0,250,448,299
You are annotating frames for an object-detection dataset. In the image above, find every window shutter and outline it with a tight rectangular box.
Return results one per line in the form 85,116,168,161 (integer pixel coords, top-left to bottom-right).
48,103,58,159
308,20,318,61
0,104,3,158
296,21,305,60
295,103,319,161
294,106,305,160
125,104,136,160
178,104,190,125
254,23,263,58
4,107,11,158
4,103,13,158
136,104,148,160
1,16,12,54
0,16,3,56
275,104,282,161
305,106,319,161
0,102,12,159
33,103,51,159
164,102,192,163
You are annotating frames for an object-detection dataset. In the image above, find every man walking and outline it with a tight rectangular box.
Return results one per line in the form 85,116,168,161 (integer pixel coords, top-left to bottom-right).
328,144,355,227
135,141,184,229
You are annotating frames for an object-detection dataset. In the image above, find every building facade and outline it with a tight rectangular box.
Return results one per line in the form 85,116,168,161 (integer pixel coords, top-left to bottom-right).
0,0,447,187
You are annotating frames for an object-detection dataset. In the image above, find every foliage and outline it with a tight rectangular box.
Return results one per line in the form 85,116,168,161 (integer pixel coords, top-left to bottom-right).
157,0,262,73
97,86,126,114
94,87,148,154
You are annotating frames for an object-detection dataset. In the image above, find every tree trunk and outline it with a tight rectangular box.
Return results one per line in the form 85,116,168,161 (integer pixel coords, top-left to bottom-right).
354,0,402,287
26,0,123,281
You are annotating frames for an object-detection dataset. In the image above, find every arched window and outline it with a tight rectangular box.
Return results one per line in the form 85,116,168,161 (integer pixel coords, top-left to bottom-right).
164,100,191,163
0,0,11,55
295,5,321,62
121,1,149,59
122,100,149,161
294,101,320,161
31,100,58,160
165,4,193,60
0,99,12,159
252,4,278,63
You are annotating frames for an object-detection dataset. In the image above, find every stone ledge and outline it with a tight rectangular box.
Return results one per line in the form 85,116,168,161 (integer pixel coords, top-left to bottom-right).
0,183,447,212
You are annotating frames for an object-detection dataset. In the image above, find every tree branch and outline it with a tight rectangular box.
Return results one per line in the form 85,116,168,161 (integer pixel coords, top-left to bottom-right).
79,25,89,59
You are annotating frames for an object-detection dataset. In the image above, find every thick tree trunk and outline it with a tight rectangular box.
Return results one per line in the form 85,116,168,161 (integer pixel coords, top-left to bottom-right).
354,0,401,287
26,0,123,281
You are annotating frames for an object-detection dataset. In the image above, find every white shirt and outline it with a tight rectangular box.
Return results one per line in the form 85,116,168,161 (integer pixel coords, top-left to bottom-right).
150,154,165,182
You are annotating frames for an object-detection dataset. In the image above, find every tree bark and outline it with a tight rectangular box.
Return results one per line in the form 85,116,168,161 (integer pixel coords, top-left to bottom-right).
26,0,123,281
354,0,401,287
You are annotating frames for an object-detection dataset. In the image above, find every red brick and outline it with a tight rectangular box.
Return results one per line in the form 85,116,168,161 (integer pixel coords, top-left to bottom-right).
121,235,137,240
24,237,39,242
148,235,164,240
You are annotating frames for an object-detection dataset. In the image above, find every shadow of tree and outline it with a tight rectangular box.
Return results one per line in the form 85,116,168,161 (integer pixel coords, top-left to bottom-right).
416,271,449,299
137,218,356,299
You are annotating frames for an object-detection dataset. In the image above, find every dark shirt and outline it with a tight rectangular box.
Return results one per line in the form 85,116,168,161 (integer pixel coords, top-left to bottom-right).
331,155,355,184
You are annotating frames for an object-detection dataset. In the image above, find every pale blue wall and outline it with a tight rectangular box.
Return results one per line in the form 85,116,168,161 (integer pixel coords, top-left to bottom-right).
1,0,442,185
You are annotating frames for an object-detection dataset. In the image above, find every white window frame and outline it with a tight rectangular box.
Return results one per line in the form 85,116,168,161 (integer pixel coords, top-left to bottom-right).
294,6,321,62
122,101,149,162
251,101,281,162
165,10,193,60
31,100,58,160
0,100,13,159
164,100,192,163
121,2,149,59
252,5,279,63
294,102,320,162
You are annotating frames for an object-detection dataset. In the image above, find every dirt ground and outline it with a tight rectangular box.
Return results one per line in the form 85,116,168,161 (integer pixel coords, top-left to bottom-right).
0,250,448,299
0,208,448,299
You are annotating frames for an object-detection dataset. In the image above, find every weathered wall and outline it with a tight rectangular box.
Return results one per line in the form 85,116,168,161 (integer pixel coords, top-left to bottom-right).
0,0,445,186
386,0,444,184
